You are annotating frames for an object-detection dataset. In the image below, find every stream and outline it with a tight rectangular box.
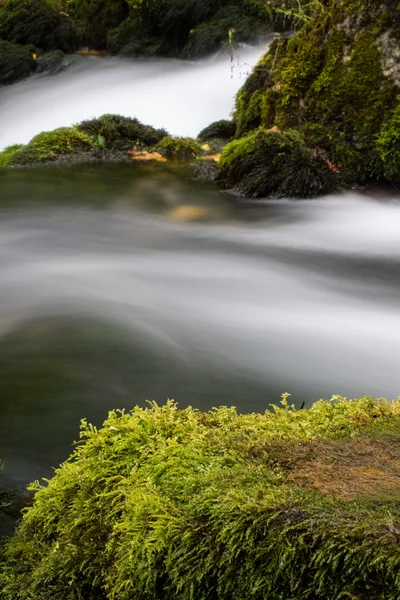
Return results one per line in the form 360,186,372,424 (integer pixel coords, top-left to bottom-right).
0,49,400,495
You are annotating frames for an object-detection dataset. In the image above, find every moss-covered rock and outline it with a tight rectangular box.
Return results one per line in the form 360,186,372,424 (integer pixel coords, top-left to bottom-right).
78,114,168,151
217,128,339,198
0,40,36,84
67,0,128,50
233,0,400,186
0,0,77,52
182,4,270,59
0,145,24,168
197,119,236,142
156,135,203,159
6,128,92,166
2,397,400,599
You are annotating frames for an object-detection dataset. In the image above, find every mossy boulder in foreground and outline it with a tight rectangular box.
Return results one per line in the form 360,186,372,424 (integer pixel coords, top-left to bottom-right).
233,0,400,186
2,396,400,599
217,128,339,198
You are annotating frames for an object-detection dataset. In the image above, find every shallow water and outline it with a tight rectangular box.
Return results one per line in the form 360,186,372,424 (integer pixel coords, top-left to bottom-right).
0,164,400,490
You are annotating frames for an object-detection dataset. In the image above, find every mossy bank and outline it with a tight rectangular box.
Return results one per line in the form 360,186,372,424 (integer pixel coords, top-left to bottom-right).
2,396,400,599
229,0,400,193
0,0,299,61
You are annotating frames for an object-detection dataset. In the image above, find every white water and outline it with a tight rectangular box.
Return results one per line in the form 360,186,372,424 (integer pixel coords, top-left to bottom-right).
0,43,268,149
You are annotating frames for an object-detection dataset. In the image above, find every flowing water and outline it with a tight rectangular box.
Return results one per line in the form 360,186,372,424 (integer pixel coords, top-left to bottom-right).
0,49,400,496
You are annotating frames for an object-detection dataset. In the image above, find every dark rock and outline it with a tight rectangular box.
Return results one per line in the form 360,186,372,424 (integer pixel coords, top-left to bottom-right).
0,0,77,52
0,39,36,84
197,119,236,142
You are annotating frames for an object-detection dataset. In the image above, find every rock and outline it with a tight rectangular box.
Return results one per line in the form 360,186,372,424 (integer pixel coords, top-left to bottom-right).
0,0,77,52
168,205,210,222
217,128,340,198
0,40,36,84
78,115,168,151
233,0,400,187
197,120,236,142
156,136,203,159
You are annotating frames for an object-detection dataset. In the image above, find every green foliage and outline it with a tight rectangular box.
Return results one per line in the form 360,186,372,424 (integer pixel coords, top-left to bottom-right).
2,397,400,599
7,128,92,166
156,135,203,159
197,119,236,142
376,98,400,182
0,145,24,168
218,128,339,198
0,0,77,52
78,114,168,151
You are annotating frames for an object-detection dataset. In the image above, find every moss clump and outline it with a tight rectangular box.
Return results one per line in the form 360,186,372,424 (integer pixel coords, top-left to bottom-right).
156,135,203,159
0,40,36,84
218,128,339,198
0,145,25,168
197,119,236,142
233,0,400,187
0,0,77,52
67,0,128,50
78,114,168,151
7,128,92,166
2,397,400,599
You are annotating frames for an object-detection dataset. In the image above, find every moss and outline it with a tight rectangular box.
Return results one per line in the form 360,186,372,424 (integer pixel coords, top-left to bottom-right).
78,114,168,151
376,97,400,182
217,128,340,198
234,0,400,187
156,135,203,159
0,0,77,52
197,119,236,142
8,128,92,166
0,145,24,168
0,40,36,84
2,397,400,599
67,0,128,50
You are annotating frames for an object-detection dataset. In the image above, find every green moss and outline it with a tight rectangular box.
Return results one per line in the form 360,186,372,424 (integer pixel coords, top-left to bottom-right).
0,40,36,84
0,0,77,52
218,128,340,198
67,0,127,49
0,145,25,168
234,0,400,186
2,397,400,599
197,119,236,142
156,135,203,159
8,128,92,166
376,97,400,182
78,114,168,151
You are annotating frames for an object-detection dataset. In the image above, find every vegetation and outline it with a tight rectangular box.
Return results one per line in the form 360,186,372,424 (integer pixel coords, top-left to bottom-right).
156,136,203,159
0,40,36,84
233,0,400,187
0,0,77,52
78,114,168,150
2,397,400,598
197,119,236,143
217,128,339,198
2,128,92,166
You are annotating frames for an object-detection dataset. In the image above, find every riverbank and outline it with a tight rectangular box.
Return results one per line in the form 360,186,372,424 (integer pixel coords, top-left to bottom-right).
2,396,400,599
